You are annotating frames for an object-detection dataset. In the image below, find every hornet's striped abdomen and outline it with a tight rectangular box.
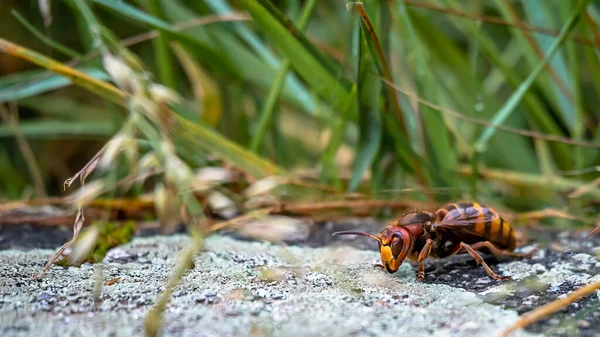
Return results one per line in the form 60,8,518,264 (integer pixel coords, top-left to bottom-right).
437,202,516,251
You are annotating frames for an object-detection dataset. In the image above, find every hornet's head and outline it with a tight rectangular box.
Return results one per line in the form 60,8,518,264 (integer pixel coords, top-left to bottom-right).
332,226,413,273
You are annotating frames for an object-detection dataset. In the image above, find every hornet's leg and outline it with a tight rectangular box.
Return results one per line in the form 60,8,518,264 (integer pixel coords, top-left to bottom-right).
416,239,434,282
469,241,537,259
459,242,511,281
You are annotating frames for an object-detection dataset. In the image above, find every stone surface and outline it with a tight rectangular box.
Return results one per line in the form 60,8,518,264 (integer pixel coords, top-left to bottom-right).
0,228,599,337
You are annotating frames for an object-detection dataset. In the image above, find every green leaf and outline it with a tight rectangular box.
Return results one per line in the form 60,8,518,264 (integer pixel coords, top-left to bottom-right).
0,37,284,179
349,22,382,192
203,0,316,114
93,0,237,73
476,0,591,153
12,10,84,60
0,38,125,105
397,1,458,189
250,0,318,153
146,0,177,89
237,0,352,111
0,120,117,138
106,0,315,116
0,68,109,104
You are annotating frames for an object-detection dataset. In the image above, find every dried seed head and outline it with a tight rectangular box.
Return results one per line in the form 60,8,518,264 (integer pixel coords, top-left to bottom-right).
123,138,139,173
189,167,233,192
195,167,234,183
165,155,193,186
150,84,181,105
130,96,159,121
235,216,309,243
154,183,180,234
160,140,176,157
139,153,160,171
207,191,237,219
102,53,135,91
99,132,131,169
68,180,105,207
68,225,100,265
38,0,52,26
244,176,286,198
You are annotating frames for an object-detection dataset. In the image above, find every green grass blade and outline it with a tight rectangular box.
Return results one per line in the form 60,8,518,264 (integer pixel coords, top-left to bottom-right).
350,2,429,187
475,0,591,153
0,68,109,104
409,2,536,173
0,120,117,138
65,0,104,51
320,87,357,187
353,3,408,136
12,10,84,60
98,0,314,116
92,0,237,73
557,0,585,169
441,0,558,171
146,0,177,89
237,0,353,110
349,17,382,192
204,0,316,114
0,37,283,178
174,117,284,178
0,38,125,105
250,0,317,153
500,0,576,133
396,1,458,189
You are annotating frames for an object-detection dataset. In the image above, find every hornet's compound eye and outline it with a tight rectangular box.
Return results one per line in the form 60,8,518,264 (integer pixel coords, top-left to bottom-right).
391,239,403,258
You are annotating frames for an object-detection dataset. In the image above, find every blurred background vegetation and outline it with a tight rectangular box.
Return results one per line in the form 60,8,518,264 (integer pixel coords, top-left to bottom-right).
0,0,599,231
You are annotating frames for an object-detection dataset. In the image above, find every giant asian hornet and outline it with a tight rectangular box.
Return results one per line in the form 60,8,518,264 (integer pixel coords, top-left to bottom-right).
332,202,535,282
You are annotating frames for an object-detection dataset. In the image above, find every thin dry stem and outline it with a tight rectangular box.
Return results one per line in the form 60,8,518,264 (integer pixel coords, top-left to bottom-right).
500,0,577,110
31,208,85,279
508,208,585,222
120,13,251,47
568,176,600,198
0,104,46,198
5,13,250,95
144,231,204,337
459,165,600,199
383,80,600,149
32,144,107,279
64,145,106,190
208,209,271,232
402,0,598,47
583,216,600,240
497,280,600,337
351,2,430,189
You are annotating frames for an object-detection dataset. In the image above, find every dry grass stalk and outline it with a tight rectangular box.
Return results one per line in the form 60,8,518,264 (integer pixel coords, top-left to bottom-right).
383,79,600,149
497,280,600,337
92,263,104,310
0,103,46,198
31,208,85,279
401,0,599,46
144,231,204,337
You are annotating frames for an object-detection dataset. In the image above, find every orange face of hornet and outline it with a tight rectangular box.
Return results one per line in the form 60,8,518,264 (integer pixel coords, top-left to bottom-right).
377,227,413,273
331,225,414,274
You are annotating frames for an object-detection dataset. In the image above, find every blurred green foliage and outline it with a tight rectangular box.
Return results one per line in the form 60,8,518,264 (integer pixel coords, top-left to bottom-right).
0,0,599,224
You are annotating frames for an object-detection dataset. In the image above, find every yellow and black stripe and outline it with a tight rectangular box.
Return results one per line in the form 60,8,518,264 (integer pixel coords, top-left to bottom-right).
440,201,515,250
